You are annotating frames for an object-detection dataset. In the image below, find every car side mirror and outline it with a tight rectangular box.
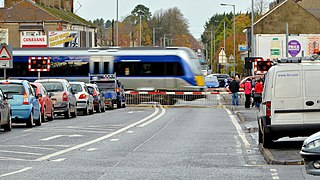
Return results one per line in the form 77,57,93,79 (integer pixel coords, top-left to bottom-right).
37,93,43,99
4,94,13,100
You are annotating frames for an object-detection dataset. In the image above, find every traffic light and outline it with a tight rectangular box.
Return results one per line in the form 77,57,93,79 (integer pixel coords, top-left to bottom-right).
245,57,253,69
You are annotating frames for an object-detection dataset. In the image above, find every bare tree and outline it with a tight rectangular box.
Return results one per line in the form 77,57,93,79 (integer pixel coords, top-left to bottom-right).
255,0,269,16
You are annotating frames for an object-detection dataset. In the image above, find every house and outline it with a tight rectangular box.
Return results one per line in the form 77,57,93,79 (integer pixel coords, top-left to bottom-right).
0,0,96,48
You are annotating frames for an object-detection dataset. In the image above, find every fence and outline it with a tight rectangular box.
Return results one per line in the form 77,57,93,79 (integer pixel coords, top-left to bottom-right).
125,91,245,107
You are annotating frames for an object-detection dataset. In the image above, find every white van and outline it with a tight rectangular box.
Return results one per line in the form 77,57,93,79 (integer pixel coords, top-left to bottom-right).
258,56,320,148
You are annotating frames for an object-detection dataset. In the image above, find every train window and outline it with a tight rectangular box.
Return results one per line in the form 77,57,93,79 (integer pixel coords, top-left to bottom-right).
114,62,183,76
104,62,109,74
93,62,99,74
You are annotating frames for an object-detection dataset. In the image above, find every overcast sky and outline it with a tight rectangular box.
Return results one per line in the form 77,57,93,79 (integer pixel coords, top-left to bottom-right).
75,0,272,39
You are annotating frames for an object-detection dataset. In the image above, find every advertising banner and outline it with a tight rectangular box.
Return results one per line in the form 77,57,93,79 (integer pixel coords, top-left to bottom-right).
255,34,320,59
21,35,47,48
48,31,80,47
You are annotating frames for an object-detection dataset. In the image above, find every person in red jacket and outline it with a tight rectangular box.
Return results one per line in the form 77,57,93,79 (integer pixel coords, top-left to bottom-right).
254,79,264,108
244,78,252,108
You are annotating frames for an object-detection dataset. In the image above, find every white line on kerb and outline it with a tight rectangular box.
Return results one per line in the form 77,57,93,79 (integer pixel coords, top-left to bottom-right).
35,106,160,161
0,167,32,178
225,108,251,149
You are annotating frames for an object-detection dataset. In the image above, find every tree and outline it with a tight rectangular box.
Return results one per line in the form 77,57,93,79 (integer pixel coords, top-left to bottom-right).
130,4,152,25
255,0,269,16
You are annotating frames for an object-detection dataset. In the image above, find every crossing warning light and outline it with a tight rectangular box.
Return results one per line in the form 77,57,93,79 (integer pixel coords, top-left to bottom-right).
28,57,50,71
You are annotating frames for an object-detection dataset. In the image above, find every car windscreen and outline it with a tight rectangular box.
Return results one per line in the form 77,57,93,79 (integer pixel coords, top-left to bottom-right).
40,82,64,92
94,82,115,92
205,76,218,82
70,84,83,93
0,84,24,95
87,86,95,94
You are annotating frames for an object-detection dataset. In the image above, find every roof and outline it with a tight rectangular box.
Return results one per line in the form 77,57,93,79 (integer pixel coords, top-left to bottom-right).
0,0,94,27
305,9,320,19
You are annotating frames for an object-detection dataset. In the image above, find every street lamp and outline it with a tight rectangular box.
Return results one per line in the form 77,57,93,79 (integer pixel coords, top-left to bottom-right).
153,27,162,47
221,3,236,76
116,0,119,46
204,31,213,72
163,34,171,47
139,14,142,46
251,0,255,57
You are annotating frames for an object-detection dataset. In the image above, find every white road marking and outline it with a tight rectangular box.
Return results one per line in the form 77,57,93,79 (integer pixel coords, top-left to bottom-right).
86,148,97,152
126,130,134,134
40,134,83,141
51,158,65,162
128,111,134,113
0,150,42,156
138,106,165,127
35,106,161,161
0,156,30,161
0,167,32,177
270,169,280,179
225,108,251,149
110,139,119,142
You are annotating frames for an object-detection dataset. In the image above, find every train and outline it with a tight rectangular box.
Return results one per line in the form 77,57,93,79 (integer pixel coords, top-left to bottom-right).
5,47,205,92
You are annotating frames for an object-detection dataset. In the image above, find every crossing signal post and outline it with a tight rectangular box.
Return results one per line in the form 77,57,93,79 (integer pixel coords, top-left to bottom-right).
28,57,50,80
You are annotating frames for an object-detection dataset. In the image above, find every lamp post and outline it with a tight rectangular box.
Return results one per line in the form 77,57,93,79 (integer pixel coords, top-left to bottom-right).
251,0,255,57
116,0,119,46
153,27,162,47
205,31,213,72
221,3,236,76
139,14,142,46
163,34,171,47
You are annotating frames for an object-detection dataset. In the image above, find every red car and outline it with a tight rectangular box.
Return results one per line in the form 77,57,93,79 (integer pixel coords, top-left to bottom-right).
31,82,54,122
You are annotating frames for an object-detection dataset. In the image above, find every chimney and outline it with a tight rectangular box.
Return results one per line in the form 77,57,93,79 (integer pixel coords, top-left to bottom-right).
4,0,21,8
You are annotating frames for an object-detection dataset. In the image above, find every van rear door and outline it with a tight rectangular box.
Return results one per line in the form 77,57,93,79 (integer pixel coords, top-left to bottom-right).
303,66,320,124
272,68,303,125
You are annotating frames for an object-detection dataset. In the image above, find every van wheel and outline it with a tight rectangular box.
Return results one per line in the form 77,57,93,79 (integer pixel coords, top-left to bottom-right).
262,119,273,148
26,111,34,128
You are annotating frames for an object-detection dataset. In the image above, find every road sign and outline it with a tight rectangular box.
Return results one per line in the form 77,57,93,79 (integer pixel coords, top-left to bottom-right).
0,45,13,69
218,47,227,64
229,54,235,61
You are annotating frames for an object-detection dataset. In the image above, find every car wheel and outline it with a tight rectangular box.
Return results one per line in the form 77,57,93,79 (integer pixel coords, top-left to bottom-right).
3,113,12,131
35,111,42,126
89,105,94,115
26,111,34,128
101,102,106,112
109,102,114,110
71,106,77,118
96,103,101,113
83,106,89,115
41,106,47,122
64,107,71,119
48,107,54,121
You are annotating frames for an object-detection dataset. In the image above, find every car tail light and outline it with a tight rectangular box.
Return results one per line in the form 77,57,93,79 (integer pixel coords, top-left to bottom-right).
116,88,120,93
93,90,97,96
79,94,87,99
23,92,29,105
62,92,68,101
266,101,271,117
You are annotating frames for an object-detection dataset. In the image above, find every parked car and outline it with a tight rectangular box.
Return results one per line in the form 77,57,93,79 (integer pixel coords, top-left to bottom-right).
86,83,105,113
70,82,94,115
90,75,126,109
204,75,219,88
212,74,230,87
0,89,12,131
0,80,41,127
35,79,77,119
300,131,320,176
30,82,54,122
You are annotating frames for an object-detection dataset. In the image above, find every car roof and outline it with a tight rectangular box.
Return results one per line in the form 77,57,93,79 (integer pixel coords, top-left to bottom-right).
35,79,68,83
0,80,25,83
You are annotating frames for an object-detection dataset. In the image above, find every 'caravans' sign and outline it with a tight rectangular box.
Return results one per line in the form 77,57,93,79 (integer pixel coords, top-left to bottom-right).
21,35,47,48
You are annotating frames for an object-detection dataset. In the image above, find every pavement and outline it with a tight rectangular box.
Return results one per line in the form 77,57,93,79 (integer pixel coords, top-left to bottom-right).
230,105,304,165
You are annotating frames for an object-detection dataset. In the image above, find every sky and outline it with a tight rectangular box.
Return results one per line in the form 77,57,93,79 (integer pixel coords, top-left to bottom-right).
75,0,272,39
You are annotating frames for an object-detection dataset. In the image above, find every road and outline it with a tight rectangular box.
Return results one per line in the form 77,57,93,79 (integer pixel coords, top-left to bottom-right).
0,103,318,179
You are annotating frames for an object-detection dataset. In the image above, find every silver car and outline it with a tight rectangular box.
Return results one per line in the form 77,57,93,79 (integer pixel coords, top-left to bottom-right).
300,131,320,176
0,89,12,131
35,79,77,119
70,82,94,115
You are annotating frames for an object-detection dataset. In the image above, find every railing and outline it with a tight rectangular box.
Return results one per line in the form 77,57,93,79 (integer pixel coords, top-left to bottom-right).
125,91,245,107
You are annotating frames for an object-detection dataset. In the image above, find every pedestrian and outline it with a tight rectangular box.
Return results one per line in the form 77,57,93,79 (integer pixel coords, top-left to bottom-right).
254,79,264,108
244,78,252,108
228,76,240,106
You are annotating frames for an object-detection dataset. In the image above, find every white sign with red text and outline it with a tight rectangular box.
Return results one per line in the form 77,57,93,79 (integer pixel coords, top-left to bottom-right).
21,35,47,48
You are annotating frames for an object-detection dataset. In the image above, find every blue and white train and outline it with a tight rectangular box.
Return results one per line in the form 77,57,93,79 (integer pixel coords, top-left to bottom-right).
7,47,205,91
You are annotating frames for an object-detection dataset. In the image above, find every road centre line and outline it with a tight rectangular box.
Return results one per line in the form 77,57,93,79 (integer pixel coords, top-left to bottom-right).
225,108,251,149
138,106,166,127
0,167,32,178
35,106,160,161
